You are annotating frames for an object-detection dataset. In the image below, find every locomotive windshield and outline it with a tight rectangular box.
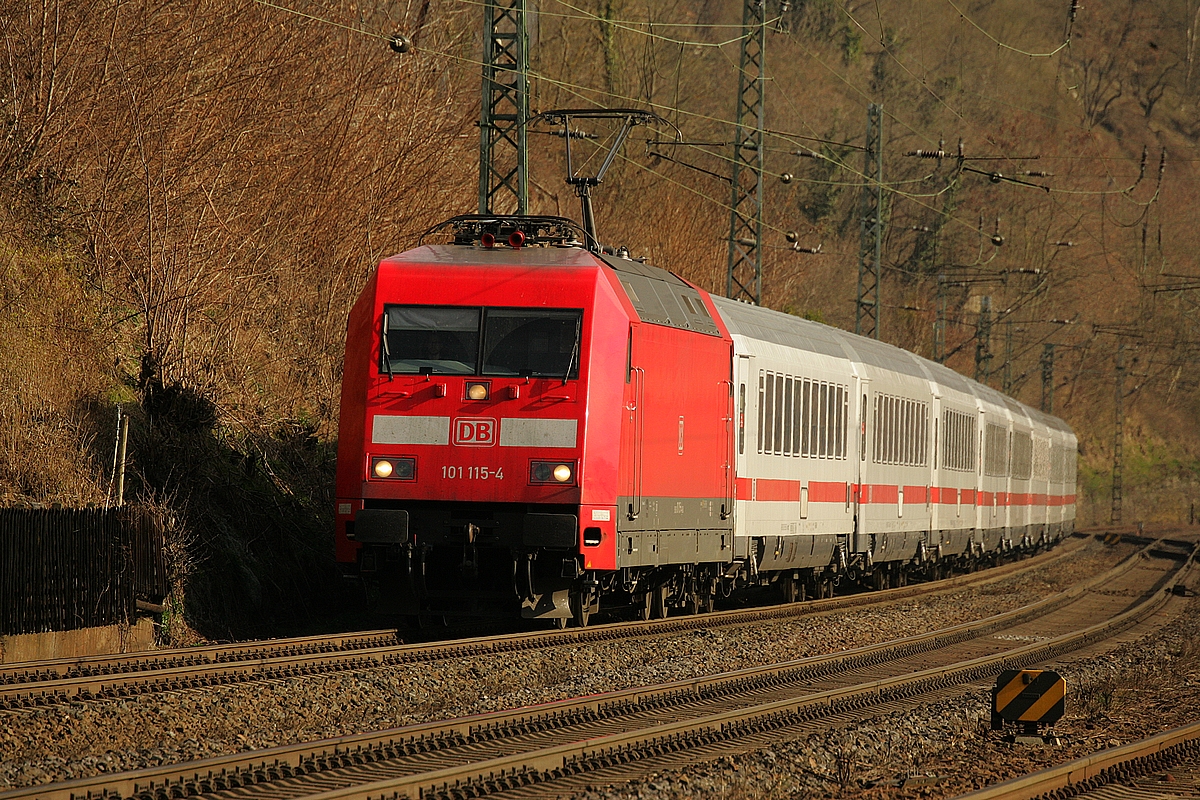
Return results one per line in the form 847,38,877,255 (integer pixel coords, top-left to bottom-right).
381,305,581,378
482,309,580,378
382,306,480,375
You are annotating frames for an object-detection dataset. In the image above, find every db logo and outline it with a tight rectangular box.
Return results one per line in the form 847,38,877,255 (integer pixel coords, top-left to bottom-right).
453,417,497,447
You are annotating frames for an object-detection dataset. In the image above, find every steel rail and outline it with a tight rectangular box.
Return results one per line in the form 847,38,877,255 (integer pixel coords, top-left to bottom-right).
0,539,1177,800
0,538,1092,709
286,548,1199,800
0,630,400,685
950,721,1200,800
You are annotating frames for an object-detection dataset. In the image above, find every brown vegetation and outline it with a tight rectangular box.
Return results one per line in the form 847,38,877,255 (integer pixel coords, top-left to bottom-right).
2,0,1199,634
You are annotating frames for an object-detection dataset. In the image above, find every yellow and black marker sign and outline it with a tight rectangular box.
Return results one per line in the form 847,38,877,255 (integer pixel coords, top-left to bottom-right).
990,669,1066,730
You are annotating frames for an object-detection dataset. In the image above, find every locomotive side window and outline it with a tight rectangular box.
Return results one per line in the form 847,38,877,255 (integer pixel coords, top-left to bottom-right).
382,306,480,375
482,308,581,378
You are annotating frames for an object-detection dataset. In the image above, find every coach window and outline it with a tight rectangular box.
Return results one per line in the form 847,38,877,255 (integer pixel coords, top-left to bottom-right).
382,306,481,375
835,386,845,458
757,372,766,454
762,372,774,454
774,373,786,454
792,379,803,456
783,376,794,456
820,383,830,460
801,380,812,456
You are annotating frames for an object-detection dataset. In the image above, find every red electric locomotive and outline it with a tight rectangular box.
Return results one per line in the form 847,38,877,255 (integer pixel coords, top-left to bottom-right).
334,216,735,625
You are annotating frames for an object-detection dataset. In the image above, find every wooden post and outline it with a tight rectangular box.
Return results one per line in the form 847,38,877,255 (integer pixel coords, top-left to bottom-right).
116,415,130,506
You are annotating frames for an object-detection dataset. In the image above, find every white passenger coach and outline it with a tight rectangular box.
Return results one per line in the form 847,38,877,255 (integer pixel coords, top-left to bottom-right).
712,296,1077,597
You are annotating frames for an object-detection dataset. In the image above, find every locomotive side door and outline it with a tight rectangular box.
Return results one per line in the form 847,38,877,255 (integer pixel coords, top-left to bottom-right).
624,324,644,524
733,352,753,553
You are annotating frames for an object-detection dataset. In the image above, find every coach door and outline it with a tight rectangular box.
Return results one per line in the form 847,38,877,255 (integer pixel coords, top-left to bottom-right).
852,376,870,554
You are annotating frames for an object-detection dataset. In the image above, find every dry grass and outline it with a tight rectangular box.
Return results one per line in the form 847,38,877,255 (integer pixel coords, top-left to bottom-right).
2,0,1200,635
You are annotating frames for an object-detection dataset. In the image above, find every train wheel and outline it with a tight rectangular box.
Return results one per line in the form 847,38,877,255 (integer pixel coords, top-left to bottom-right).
821,575,835,599
572,591,592,628
638,591,653,621
651,583,669,619
780,573,800,604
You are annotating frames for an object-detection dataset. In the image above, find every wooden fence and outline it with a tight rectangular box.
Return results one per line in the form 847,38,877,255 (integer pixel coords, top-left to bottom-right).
0,507,168,636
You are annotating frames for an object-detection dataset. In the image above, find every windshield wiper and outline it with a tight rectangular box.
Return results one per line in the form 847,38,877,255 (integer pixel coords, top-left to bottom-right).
562,317,581,385
381,313,394,381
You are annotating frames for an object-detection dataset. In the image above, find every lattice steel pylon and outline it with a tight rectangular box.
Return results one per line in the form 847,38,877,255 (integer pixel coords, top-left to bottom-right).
725,0,766,305
478,0,528,215
856,103,884,338
1111,344,1126,524
974,295,992,383
1041,343,1055,413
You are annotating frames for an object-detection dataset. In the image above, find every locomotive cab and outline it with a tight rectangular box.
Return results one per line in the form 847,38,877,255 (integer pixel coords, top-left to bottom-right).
335,219,635,622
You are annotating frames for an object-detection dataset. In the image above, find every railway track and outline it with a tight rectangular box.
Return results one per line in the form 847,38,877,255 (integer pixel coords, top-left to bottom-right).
951,721,1200,800
0,536,1091,711
4,537,1189,800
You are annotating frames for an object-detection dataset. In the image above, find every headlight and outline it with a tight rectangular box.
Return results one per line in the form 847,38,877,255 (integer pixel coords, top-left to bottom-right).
530,460,575,485
372,457,416,480
466,382,490,401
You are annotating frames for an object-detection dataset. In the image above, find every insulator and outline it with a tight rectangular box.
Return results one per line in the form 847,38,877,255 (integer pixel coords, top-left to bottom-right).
907,149,946,159
991,234,1005,246
779,0,792,12
989,172,1003,183
1069,0,1080,21
736,237,757,247
910,225,932,233
792,242,822,254
1024,170,1053,177
389,34,412,54
794,149,821,159
785,230,798,243
1054,240,1074,247
780,172,793,184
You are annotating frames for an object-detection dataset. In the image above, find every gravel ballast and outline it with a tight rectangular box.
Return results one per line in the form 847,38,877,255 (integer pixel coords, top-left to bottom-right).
575,592,1200,800
0,540,1152,790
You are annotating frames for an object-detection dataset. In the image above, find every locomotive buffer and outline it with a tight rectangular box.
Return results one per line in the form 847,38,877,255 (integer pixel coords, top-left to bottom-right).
991,669,1066,744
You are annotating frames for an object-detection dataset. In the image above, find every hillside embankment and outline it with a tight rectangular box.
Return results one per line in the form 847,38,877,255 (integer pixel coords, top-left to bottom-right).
2,0,1197,637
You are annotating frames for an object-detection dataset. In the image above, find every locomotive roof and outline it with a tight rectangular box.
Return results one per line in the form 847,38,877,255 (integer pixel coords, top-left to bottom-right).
710,295,1073,438
385,244,607,269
